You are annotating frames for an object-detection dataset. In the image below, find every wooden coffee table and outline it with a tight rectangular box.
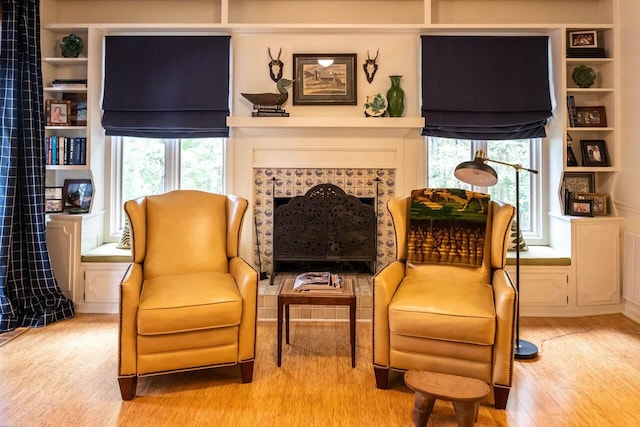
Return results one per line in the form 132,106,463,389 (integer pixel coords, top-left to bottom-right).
277,278,356,367
404,370,490,427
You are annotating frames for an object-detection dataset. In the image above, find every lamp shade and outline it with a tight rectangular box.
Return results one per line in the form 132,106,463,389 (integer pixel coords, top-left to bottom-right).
454,155,499,187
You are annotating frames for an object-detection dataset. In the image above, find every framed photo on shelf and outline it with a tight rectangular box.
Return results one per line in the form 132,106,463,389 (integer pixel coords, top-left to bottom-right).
568,199,594,217
44,186,63,213
568,30,598,49
62,179,93,214
46,99,72,126
580,139,610,166
560,172,595,215
292,53,357,105
573,192,608,216
575,106,607,128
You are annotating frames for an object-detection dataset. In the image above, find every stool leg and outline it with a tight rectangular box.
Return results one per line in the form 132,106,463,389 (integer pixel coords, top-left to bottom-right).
453,401,478,427
413,392,435,427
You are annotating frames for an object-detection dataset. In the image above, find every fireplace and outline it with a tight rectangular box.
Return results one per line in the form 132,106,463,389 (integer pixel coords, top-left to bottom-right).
271,183,376,284
252,167,397,280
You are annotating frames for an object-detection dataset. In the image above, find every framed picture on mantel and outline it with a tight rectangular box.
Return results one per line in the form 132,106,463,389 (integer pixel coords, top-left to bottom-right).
292,53,357,106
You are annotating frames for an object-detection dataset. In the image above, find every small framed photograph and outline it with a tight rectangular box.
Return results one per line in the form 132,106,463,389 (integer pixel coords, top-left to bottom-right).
568,199,594,217
574,192,608,216
45,186,63,200
62,179,93,214
569,30,598,49
575,106,607,127
580,139,610,166
46,99,72,126
45,199,64,213
293,53,357,105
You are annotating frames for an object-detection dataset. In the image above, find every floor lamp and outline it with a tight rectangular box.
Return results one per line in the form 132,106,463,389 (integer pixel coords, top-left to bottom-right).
454,150,539,360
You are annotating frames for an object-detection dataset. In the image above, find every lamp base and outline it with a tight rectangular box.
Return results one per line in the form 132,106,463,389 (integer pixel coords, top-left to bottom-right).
515,339,538,360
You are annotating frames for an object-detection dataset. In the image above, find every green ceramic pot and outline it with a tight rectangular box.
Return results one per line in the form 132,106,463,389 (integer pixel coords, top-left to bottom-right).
60,34,84,58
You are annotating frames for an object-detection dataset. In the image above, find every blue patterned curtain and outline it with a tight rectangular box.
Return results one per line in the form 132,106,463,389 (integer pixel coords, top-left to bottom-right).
0,0,74,332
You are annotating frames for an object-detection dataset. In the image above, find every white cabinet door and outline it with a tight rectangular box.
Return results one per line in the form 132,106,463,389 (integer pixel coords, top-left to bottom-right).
46,219,79,300
575,222,621,306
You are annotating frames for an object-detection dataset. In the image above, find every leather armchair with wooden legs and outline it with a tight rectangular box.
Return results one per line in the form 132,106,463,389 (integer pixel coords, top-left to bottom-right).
373,190,517,409
118,190,258,400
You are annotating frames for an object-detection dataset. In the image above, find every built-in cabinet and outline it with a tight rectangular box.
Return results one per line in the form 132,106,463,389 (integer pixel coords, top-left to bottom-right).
40,0,624,316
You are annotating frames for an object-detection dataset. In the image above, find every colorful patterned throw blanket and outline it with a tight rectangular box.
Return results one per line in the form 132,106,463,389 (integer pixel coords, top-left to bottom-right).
408,188,490,267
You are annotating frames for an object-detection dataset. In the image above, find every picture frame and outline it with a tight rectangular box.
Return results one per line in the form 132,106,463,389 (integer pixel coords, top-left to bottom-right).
46,99,72,126
45,199,64,213
563,172,595,193
575,106,607,127
573,192,608,216
62,179,93,214
569,30,598,49
580,139,610,166
568,199,594,217
44,186,63,200
567,145,578,166
292,53,357,105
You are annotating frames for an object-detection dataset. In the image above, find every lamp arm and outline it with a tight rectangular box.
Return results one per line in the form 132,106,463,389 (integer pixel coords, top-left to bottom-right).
483,157,539,175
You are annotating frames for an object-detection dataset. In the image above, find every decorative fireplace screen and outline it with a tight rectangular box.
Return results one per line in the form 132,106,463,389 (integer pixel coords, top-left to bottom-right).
271,183,377,284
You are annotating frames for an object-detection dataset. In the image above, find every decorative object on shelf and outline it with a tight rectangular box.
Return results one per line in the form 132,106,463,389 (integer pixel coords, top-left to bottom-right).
566,29,606,58
364,93,387,117
572,64,597,88
567,144,578,167
45,99,71,126
580,139,610,166
59,33,84,58
241,78,294,110
573,192,608,216
44,187,64,213
62,179,93,214
268,47,284,83
386,75,405,117
454,150,539,360
575,106,607,127
363,49,379,84
566,95,577,127
292,53,357,105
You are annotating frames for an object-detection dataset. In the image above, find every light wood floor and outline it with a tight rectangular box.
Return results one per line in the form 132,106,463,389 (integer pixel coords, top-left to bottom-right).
1,314,640,426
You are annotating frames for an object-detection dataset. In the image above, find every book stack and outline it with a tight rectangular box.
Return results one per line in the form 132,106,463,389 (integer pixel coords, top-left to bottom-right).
51,79,88,89
293,272,343,291
566,48,606,58
252,104,289,117
45,136,87,165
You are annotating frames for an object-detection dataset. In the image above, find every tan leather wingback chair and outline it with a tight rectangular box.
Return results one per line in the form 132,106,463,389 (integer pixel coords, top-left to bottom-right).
118,190,258,400
373,191,517,409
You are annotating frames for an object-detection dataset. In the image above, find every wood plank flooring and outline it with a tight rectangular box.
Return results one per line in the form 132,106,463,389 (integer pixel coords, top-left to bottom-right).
1,314,640,426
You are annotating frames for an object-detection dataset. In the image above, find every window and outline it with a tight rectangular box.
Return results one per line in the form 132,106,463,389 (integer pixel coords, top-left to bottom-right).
111,137,225,233
428,137,544,243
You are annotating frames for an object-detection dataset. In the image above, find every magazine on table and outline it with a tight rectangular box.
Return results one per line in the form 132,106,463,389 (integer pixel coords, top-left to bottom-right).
293,272,343,291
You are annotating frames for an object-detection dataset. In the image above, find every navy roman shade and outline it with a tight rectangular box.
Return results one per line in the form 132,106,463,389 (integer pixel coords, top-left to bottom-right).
102,36,230,138
421,36,552,140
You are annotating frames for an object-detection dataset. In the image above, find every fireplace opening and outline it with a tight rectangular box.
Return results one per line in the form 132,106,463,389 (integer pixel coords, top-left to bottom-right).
271,183,377,284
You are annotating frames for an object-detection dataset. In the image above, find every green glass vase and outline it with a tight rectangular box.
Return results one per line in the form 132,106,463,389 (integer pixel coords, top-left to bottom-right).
386,75,405,117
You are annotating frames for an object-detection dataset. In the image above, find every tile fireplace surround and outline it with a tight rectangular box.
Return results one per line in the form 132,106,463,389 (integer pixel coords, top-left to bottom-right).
253,167,395,322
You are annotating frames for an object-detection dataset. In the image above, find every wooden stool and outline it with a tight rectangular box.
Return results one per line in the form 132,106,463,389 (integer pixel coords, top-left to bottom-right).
404,370,490,427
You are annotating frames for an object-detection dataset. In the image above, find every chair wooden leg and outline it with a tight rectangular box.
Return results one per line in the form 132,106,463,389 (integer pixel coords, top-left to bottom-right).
374,366,389,389
240,360,254,383
118,376,137,401
493,385,510,409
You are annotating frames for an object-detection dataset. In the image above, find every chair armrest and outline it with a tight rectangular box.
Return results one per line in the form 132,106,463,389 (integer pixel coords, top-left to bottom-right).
373,260,406,367
491,268,517,388
119,263,144,376
229,256,259,362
